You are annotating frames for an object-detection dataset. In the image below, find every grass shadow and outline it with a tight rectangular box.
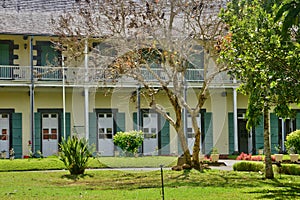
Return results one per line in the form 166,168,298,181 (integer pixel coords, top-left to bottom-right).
61,173,94,181
172,169,192,180
247,187,300,199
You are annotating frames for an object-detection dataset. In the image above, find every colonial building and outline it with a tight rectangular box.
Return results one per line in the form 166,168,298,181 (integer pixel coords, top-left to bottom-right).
0,0,299,158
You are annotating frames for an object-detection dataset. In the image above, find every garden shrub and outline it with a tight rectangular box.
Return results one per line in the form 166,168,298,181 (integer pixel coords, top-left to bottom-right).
236,152,252,160
285,130,300,153
113,130,144,156
233,161,264,172
251,155,263,161
59,136,91,175
236,152,262,161
278,164,300,175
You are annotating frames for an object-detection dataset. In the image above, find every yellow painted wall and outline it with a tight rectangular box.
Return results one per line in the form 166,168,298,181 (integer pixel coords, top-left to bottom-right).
0,34,262,156
0,35,59,67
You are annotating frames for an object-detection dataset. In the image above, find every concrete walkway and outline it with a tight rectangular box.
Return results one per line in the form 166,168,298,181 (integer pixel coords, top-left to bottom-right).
209,159,242,171
84,159,242,172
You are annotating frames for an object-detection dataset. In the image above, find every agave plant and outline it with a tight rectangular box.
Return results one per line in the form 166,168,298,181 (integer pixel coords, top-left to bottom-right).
59,136,91,175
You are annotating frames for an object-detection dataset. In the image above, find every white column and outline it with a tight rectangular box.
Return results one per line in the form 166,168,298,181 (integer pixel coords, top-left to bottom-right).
62,58,66,139
233,80,238,153
84,40,89,140
30,36,35,153
137,85,141,131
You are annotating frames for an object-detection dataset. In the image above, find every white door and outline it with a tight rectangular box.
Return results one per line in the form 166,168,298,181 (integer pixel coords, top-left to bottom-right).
143,113,158,155
0,114,9,158
42,113,59,157
187,113,201,155
98,113,114,156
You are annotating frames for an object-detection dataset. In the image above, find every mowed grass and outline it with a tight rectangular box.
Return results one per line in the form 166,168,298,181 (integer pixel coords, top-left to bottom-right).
0,169,299,200
0,156,177,172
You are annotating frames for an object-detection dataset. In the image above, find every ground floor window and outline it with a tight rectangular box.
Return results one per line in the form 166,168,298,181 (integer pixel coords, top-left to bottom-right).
0,113,10,158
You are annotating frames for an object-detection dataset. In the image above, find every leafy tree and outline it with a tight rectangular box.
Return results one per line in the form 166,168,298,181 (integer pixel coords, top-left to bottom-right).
52,0,228,170
274,0,300,42
220,0,300,179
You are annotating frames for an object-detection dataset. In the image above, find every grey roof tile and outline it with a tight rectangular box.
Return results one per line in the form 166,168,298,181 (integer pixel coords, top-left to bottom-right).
0,0,78,35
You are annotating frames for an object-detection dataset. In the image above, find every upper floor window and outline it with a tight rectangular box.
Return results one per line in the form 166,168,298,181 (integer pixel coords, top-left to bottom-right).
36,41,61,66
0,40,13,65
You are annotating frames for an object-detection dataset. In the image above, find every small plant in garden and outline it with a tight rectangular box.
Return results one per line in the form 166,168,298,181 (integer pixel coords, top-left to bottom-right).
285,130,300,154
251,155,263,161
113,130,144,156
236,152,252,160
59,136,91,175
211,147,218,154
236,153,263,161
278,164,300,175
233,161,264,172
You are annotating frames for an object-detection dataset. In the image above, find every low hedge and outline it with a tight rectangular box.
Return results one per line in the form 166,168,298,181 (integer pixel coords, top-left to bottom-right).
233,161,264,172
278,164,300,175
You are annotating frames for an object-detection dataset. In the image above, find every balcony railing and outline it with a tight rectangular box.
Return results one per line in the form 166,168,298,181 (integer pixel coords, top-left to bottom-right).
0,65,233,84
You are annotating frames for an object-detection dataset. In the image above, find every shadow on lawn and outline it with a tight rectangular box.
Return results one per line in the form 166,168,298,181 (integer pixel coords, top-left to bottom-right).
248,187,300,199
61,173,94,181
165,170,300,191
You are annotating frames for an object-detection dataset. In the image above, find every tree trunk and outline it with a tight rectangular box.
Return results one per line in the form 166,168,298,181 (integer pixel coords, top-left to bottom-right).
177,124,192,167
263,108,274,179
191,115,201,170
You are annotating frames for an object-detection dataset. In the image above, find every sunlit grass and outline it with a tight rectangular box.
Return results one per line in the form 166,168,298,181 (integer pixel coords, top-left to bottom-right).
0,156,177,172
0,169,299,199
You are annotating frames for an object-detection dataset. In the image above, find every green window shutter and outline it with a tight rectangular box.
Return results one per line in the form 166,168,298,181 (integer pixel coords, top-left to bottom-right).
0,43,10,65
270,113,279,154
116,112,125,132
60,113,71,140
34,112,42,153
65,113,71,139
12,113,22,158
296,112,300,129
255,115,264,152
89,112,97,147
0,43,11,78
133,112,137,130
228,113,234,154
160,113,170,155
204,112,213,154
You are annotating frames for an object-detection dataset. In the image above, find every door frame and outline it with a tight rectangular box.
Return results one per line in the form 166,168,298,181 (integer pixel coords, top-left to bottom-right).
37,109,62,154
0,109,14,153
237,109,256,154
94,108,118,153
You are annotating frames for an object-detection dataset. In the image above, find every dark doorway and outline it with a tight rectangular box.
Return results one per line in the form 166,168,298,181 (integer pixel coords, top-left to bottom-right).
238,118,249,154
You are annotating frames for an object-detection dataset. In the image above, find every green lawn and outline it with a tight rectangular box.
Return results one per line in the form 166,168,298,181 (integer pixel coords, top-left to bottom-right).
0,156,178,172
0,169,299,199
0,157,299,199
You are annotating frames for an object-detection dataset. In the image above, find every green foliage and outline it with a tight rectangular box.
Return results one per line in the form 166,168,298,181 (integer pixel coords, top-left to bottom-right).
220,0,300,129
211,147,219,154
274,0,300,41
233,161,264,172
279,164,300,175
59,136,91,175
285,130,300,153
113,131,144,156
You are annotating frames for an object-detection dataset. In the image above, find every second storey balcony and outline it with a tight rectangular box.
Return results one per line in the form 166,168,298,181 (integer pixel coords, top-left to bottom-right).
0,65,234,87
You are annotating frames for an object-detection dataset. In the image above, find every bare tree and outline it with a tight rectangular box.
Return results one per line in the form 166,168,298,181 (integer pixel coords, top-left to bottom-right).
51,0,229,170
